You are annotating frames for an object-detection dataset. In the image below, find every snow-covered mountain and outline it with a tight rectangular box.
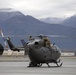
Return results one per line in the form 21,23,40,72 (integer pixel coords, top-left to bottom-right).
40,15,76,28
40,17,65,24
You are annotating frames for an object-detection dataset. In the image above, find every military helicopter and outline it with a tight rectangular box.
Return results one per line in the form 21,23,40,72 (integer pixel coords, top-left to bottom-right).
0,30,24,54
21,35,63,67
0,43,4,55
6,37,24,52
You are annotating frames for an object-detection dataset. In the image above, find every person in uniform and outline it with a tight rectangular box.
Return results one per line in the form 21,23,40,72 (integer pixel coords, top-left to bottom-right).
29,36,34,41
43,36,51,49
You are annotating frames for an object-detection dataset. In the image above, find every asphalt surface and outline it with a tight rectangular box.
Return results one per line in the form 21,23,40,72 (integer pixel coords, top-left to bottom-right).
0,57,76,75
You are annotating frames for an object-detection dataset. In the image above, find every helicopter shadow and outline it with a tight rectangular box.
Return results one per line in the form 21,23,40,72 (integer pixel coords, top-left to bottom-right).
27,65,62,68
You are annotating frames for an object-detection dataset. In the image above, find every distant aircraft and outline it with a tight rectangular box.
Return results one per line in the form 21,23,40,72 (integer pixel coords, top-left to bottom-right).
0,30,24,55
6,37,24,52
0,43,4,55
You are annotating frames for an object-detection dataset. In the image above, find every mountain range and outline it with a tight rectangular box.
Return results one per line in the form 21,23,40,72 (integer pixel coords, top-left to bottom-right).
40,15,76,28
40,17,65,24
0,8,76,51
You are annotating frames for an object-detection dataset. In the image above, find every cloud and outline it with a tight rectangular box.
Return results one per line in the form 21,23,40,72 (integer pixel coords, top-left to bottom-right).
0,0,76,18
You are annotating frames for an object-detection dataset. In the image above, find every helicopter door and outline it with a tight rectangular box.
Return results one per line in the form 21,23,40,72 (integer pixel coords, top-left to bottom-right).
41,47,50,60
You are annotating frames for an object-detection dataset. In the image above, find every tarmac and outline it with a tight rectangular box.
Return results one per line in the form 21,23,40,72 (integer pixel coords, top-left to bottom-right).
0,56,76,75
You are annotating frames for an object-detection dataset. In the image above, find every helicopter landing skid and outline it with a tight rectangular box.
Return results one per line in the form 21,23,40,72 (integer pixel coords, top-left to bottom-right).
46,63,51,67
28,62,42,67
56,59,63,67
28,60,63,67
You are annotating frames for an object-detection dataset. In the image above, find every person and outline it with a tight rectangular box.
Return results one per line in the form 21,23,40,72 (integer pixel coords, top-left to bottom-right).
43,36,51,48
38,34,44,39
29,36,34,41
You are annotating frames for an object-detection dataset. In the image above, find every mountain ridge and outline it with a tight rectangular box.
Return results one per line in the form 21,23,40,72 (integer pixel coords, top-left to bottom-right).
62,15,76,28
40,15,76,28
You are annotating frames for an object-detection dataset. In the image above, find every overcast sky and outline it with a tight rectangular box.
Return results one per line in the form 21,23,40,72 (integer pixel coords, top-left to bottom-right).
0,0,76,18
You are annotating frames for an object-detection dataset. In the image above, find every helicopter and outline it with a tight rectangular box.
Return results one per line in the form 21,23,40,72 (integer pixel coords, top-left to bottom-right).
6,37,24,52
0,30,24,54
21,35,63,67
0,43,4,55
